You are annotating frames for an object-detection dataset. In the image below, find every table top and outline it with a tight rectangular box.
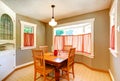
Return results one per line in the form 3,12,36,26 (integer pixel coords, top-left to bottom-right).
44,52,68,63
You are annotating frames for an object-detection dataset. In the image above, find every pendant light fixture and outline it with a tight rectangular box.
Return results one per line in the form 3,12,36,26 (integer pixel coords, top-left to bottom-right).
49,5,57,27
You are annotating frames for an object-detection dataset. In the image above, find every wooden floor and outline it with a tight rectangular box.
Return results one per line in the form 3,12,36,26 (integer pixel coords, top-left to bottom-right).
3,63,111,81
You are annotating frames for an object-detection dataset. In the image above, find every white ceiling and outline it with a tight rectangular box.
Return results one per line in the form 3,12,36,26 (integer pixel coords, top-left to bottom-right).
1,0,112,23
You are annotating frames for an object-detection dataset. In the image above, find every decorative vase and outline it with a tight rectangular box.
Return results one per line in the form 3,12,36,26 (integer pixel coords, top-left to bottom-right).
54,50,58,56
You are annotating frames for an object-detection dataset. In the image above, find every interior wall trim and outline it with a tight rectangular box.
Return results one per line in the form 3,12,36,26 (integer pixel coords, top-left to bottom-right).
2,61,33,81
75,62,109,73
15,61,33,69
109,69,115,81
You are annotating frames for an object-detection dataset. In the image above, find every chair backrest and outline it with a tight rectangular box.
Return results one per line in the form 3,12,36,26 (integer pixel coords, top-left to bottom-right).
67,48,76,68
63,45,72,52
39,46,48,53
32,49,45,73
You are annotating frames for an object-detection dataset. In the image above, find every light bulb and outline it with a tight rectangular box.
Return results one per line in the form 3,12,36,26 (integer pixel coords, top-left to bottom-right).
49,18,57,27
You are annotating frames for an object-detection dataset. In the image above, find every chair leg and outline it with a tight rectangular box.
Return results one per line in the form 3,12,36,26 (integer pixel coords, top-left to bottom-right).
67,71,70,81
43,75,46,81
34,71,36,81
72,65,75,78
62,70,64,76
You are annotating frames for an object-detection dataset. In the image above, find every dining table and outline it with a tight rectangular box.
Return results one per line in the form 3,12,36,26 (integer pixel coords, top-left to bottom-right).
44,52,68,81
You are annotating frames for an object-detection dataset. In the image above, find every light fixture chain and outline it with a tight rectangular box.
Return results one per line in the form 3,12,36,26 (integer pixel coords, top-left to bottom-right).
52,6,54,18
52,5,55,18
49,5,57,27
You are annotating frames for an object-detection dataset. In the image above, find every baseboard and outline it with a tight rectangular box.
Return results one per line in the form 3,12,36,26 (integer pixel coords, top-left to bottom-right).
109,69,115,81
15,61,33,69
2,61,34,81
2,69,15,81
75,62,108,73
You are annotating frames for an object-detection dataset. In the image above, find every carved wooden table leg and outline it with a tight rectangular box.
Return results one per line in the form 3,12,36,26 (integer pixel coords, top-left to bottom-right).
55,67,60,81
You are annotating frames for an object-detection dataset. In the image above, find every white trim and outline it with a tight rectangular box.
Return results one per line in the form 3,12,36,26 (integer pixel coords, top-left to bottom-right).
109,0,118,58
56,18,95,27
109,48,118,57
1,61,33,80
15,61,33,69
20,21,37,50
21,46,36,50
109,0,117,16
109,69,115,81
53,18,95,58
0,1,16,46
91,18,94,58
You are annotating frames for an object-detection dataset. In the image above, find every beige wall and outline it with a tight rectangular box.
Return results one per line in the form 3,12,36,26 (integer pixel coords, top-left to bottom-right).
45,24,53,51
16,14,46,66
46,9,110,71
110,0,120,81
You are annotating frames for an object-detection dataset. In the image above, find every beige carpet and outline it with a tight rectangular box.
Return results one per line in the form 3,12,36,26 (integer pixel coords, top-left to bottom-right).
3,63,111,81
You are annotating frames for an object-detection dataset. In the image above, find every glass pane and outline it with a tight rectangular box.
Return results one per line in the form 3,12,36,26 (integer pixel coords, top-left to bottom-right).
65,30,73,35
85,24,91,33
54,22,92,35
55,29,64,36
73,27,84,35
24,26,33,33
0,14,13,40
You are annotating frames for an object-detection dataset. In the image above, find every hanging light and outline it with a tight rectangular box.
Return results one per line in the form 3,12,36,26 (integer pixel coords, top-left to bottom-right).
49,5,57,27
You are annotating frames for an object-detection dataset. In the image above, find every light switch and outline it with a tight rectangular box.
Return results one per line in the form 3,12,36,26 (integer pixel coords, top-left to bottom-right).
117,26,120,32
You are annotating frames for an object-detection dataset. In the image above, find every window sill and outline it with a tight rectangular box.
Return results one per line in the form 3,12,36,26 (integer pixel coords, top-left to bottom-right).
109,48,118,58
75,52,94,58
21,46,36,50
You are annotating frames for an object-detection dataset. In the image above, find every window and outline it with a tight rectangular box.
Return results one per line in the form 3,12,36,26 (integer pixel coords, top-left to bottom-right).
53,18,94,58
20,21,37,50
0,14,13,40
109,0,118,57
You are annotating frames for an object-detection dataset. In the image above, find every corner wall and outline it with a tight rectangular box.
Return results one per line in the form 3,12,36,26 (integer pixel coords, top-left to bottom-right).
46,9,110,71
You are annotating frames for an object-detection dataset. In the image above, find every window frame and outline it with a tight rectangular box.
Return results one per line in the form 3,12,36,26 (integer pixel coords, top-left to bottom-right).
20,21,37,50
0,14,15,44
0,14,13,40
53,18,95,58
109,0,118,57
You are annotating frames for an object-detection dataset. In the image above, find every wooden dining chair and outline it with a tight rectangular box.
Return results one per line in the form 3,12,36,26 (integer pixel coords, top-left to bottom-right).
32,49,54,81
63,45,72,53
39,46,48,53
61,48,76,81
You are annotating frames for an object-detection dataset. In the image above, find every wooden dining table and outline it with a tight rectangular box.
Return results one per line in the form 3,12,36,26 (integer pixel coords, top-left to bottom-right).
44,52,68,81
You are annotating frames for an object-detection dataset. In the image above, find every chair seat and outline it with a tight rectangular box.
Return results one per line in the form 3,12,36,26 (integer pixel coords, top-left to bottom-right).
45,65,54,75
37,64,54,75
61,65,72,71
